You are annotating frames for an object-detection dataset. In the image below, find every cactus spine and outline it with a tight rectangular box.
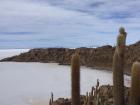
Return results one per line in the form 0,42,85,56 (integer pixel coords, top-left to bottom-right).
129,62,140,105
71,53,80,105
112,27,127,105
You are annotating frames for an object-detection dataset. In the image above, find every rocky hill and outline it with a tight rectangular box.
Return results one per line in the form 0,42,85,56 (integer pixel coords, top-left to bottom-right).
1,41,140,74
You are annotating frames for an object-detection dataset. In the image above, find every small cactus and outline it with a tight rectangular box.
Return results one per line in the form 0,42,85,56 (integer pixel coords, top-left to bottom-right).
84,92,88,105
112,27,127,105
129,62,140,105
51,92,53,103
49,99,52,105
71,53,80,105
91,86,95,96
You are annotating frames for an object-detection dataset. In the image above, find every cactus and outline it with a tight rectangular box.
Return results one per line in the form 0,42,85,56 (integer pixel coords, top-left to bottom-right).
112,27,127,105
83,92,88,105
129,62,140,105
49,98,52,105
51,92,54,103
91,86,95,96
71,53,80,105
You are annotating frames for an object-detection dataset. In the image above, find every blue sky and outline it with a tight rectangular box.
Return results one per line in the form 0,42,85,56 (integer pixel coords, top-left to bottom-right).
0,0,140,49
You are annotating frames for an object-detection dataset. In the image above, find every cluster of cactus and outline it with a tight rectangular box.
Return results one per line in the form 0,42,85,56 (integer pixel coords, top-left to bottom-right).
49,27,140,105
83,79,101,105
49,81,130,105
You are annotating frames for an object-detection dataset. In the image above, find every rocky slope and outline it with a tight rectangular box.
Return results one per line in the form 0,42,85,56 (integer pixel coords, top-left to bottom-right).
1,41,140,74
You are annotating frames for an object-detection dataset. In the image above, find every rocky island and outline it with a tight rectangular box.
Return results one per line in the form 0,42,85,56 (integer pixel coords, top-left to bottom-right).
1,41,140,75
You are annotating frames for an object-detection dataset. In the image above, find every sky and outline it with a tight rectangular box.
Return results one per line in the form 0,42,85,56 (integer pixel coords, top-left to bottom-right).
0,0,140,49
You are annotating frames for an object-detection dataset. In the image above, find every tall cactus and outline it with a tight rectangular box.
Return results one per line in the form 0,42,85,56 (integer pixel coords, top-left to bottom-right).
129,62,140,105
71,53,80,105
112,27,127,105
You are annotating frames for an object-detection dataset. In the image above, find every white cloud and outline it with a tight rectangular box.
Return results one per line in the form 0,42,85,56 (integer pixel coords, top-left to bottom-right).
0,0,140,48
